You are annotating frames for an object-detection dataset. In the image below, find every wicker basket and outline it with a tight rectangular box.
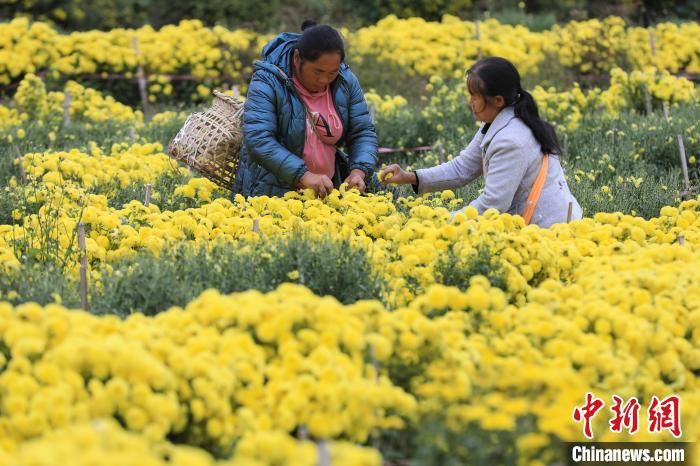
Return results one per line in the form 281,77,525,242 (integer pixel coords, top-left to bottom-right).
167,90,244,190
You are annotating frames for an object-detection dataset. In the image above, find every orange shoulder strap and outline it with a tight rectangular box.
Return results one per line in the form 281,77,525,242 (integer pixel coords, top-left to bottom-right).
522,154,549,225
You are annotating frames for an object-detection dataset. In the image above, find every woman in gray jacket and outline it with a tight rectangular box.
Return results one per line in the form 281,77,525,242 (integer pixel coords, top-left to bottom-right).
380,56,582,228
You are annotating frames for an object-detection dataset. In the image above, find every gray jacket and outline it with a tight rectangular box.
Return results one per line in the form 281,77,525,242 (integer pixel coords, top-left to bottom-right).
415,106,582,227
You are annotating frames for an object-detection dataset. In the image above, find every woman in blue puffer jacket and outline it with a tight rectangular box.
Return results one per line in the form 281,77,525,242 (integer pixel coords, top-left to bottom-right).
232,20,377,198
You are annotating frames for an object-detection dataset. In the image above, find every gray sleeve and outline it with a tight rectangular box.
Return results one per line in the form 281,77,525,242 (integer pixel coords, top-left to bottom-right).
413,130,484,194
470,137,528,213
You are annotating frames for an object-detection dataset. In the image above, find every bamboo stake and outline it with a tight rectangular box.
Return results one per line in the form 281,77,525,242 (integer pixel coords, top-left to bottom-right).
252,218,260,233
63,91,71,127
297,425,309,440
567,202,574,223
643,86,653,115
317,440,331,466
369,345,380,382
14,144,27,184
475,20,482,59
144,184,152,207
661,100,692,196
645,26,657,115
232,85,240,99
677,134,691,193
78,222,89,311
642,17,656,117
679,234,685,246
133,36,150,117
368,104,375,124
437,142,445,164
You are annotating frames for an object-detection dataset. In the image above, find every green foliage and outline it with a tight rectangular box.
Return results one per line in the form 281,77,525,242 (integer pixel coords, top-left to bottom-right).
3,0,698,34
348,54,429,104
410,418,520,466
378,415,544,466
90,233,387,317
435,243,508,292
0,260,80,308
487,6,558,31
571,169,683,218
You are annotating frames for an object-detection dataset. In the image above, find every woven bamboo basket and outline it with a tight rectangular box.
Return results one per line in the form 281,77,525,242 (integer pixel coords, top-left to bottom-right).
167,90,244,190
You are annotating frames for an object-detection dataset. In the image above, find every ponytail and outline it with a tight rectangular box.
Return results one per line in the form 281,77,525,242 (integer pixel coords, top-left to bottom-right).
514,89,561,156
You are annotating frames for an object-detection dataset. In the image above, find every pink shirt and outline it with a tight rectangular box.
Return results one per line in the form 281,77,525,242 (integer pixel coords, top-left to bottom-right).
292,75,343,180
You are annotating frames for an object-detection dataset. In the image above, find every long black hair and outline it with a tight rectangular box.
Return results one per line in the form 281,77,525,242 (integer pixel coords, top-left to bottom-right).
295,20,345,63
467,56,562,156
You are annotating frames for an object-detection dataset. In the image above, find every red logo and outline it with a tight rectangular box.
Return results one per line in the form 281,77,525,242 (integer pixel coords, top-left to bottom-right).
573,392,605,439
574,394,682,439
648,395,682,438
609,395,640,434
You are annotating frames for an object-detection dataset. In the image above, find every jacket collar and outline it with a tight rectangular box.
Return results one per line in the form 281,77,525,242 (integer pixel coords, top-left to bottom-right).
480,106,516,148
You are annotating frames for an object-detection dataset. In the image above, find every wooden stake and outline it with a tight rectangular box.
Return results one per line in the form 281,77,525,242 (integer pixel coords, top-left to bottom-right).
368,104,375,124
13,144,27,184
129,126,136,144
63,91,71,127
661,95,692,198
475,20,482,59
437,142,445,164
252,218,260,233
643,23,658,117
679,234,685,246
643,85,653,115
677,134,690,192
133,36,150,118
317,440,331,466
144,184,152,207
297,425,309,440
567,202,574,223
78,222,89,311
368,345,380,382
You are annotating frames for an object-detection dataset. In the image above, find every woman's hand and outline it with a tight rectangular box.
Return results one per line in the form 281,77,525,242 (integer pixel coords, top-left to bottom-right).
378,164,417,185
343,169,366,193
298,172,334,198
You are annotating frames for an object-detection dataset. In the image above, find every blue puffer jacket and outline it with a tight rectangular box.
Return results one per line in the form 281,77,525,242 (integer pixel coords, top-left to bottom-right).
231,33,377,197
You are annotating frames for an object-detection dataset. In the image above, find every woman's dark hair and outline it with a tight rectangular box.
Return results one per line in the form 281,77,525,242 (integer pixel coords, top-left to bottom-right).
296,20,345,63
467,56,562,156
